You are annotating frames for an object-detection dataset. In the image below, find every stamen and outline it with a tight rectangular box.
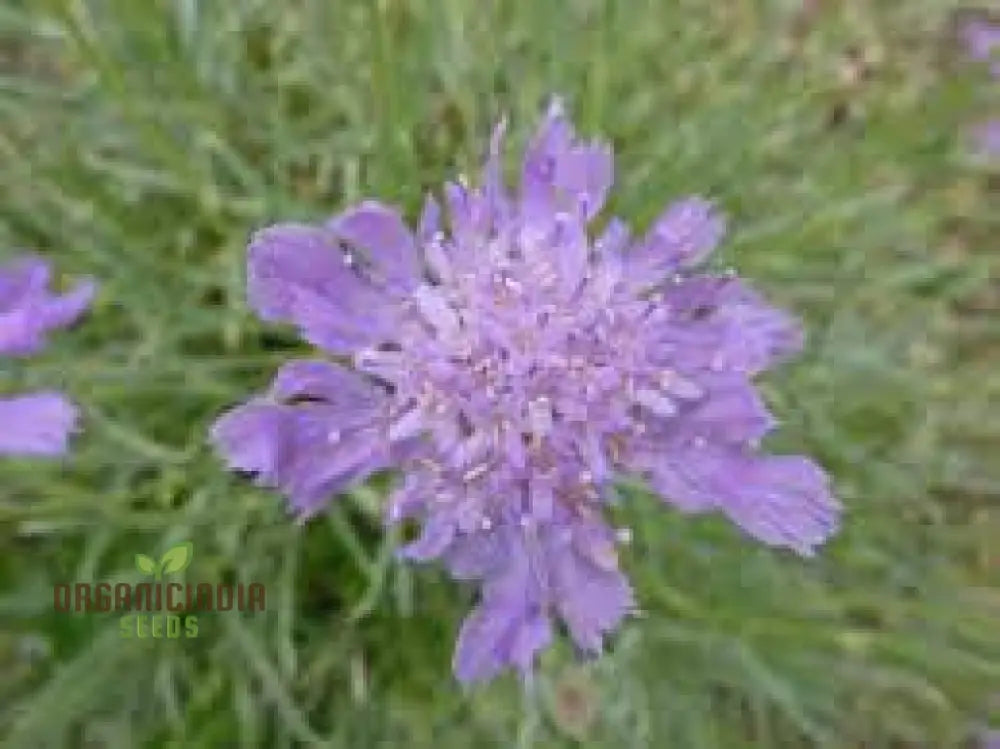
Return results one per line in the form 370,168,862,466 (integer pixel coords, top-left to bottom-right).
635,387,677,418
584,540,619,571
530,478,554,521
462,463,489,483
388,407,425,442
414,285,460,336
503,276,523,293
424,238,453,282
659,370,704,400
528,397,553,438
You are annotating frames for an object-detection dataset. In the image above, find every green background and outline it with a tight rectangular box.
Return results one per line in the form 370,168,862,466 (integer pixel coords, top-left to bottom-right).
1,1,998,746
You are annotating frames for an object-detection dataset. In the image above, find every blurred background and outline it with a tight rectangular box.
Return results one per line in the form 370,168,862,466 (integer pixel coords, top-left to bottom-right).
1,1,998,746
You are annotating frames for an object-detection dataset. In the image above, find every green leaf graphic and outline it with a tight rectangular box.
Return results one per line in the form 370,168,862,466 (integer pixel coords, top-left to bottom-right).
159,542,193,576
135,554,157,576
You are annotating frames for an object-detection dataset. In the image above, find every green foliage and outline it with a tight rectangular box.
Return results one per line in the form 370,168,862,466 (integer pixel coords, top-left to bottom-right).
0,0,997,746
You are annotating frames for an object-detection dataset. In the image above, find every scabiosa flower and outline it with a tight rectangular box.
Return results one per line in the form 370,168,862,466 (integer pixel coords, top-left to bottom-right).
212,99,839,684
0,255,94,456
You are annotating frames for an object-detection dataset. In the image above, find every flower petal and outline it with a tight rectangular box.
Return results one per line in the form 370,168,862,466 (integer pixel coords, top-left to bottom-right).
34,279,96,332
546,522,635,653
0,256,95,356
268,359,385,424
247,223,398,352
642,446,720,513
481,117,511,228
520,97,613,223
417,193,441,244
398,512,457,561
509,611,553,672
452,600,519,685
453,538,550,684
595,217,630,256
443,180,492,250
326,201,419,292
624,197,724,285
709,289,803,375
661,276,803,375
0,256,50,311
0,392,79,456
649,445,839,554
720,454,839,555
248,224,342,320
210,400,289,478
673,375,776,445
444,530,509,580
211,398,388,518
0,307,41,355
550,212,589,293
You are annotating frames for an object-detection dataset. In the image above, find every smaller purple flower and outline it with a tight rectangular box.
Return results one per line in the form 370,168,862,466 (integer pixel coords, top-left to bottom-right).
980,729,1000,749
971,119,1000,158
0,255,94,356
0,255,95,457
962,18,1000,78
0,392,79,456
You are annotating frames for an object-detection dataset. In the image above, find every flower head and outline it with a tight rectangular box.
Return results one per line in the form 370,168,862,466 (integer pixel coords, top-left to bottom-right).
0,255,94,456
213,99,839,684
0,392,80,456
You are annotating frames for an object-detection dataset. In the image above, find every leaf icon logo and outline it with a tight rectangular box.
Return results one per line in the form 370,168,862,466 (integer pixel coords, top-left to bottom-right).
160,542,193,575
134,542,194,580
135,554,157,577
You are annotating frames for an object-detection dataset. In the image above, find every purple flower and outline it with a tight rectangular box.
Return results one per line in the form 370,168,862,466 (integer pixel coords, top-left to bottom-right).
0,255,94,357
0,255,94,456
212,99,839,684
963,19,1000,78
0,392,80,456
971,119,1000,158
